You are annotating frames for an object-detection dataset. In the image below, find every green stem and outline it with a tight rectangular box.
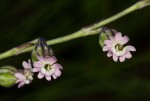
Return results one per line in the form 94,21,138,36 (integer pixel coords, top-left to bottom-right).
0,1,149,60
89,1,150,30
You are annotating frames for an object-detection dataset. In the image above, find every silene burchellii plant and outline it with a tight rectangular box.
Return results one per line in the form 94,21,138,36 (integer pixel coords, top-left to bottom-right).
0,0,149,88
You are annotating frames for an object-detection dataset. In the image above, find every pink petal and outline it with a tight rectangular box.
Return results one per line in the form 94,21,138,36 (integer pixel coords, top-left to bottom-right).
45,71,51,76
54,69,61,77
125,51,132,59
52,63,63,69
119,56,125,62
107,51,113,57
33,61,43,68
109,36,115,42
15,80,22,84
104,40,112,46
38,72,44,79
46,76,51,81
32,67,41,72
18,82,25,88
126,46,136,51
37,56,45,61
28,59,32,69
15,73,25,79
45,56,57,65
36,56,45,63
122,35,129,44
28,59,31,64
103,46,110,51
113,54,118,62
115,32,122,40
22,61,30,69
52,74,57,79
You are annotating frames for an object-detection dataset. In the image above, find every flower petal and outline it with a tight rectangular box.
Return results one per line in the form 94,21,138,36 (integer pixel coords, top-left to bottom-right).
15,73,25,79
45,71,51,76
45,56,57,65
104,40,112,46
15,80,22,84
46,76,51,81
54,69,61,77
125,51,132,59
113,54,118,62
126,46,136,51
25,80,30,84
33,61,43,68
37,56,45,61
109,36,115,42
28,59,32,69
32,67,41,72
22,61,30,69
52,63,63,69
115,32,122,40
122,35,129,44
41,67,47,74
18,82,25,88
103,46,110,51
107,51,113,57
119,56,125,62
38,72,44,79
52,74,57,79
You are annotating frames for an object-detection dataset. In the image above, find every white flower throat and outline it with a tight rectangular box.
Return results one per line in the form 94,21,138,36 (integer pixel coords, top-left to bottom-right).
44,64,52,71
115,44,124,52
24,69,33,80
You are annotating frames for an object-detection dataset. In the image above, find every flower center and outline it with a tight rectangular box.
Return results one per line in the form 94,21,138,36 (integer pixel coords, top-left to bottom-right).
24,69,33,81
115,44,124,51
44,64,52,71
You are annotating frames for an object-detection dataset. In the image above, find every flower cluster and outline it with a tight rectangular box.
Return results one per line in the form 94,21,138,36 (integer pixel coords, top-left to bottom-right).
102,32,136,62
13,28,136,88
14,38,63,88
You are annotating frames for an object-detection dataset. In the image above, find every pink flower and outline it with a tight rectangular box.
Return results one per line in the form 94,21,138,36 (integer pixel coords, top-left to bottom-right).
15,59,33,88
103,32,136,62
33,56,63,81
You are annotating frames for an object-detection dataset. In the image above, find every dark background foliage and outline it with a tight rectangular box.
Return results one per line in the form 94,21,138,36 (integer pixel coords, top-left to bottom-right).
0,0,150,101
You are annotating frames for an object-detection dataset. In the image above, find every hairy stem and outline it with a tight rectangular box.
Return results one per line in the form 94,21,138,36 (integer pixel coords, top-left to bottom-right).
0,1,149,60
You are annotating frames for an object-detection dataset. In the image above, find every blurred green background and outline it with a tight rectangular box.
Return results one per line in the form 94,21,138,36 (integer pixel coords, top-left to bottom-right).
0,0,150,101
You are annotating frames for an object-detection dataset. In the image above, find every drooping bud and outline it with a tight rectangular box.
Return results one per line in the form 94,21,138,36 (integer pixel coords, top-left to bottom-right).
99,27,113,47
32,38,54,62
0,66,17,87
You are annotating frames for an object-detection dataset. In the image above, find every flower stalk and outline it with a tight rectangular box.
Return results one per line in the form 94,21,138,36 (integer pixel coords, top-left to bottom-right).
0,0,149,60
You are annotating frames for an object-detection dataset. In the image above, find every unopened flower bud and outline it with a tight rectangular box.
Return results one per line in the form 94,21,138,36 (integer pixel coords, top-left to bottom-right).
32,38,54,62
0,66,17,87
99,27,113,47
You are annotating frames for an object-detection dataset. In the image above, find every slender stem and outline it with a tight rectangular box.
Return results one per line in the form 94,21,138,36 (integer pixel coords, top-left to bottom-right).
20,28,101,53
0,1,149,60
89,1,148,30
